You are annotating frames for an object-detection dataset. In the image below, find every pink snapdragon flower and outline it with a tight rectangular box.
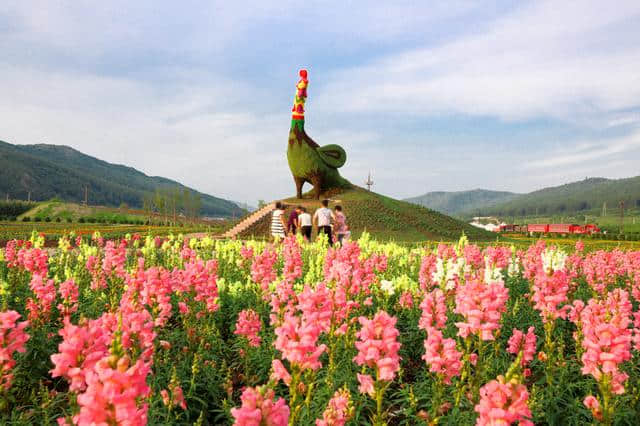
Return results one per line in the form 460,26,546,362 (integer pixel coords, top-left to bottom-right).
0,310,30,390
531,269,570,323
26,274,56,323
282,235,302,283
57,279,79,318
172,385,186,410
579,289,633,394
269,280,297,326
274,312,326,371
170,259,220,317
475,376,533,426
52,305,156,425
353,311,401,382
74,356,151,426
418,253,438,291
507,327,537,367
231,386,289,426
422,328,462,384
251,246,278,296
483,246,511,270
463,244,484,270
398,291,414,309
633,311,640,352
161,371,187,410
235,309,262,347
296,284,332,334
419,288,447,333
270,359,291,385
522,240,547,279
86,254,107,290
582,250,628,294
16,246,49,275
240,245,254,261
357,373,375,397
583,395,602,421
3,240,18,267
102,240,127,279
568,300,585,324
324,242,377,296
129,266,173,327
183,259,220,313
51,307,156,390
316,388,353,426
454,279,508,341
51,317,113,391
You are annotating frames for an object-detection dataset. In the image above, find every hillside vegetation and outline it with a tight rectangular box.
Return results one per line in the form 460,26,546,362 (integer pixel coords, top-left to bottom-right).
0,200,35,219
0,140,244,217
405,189,518,215
240,187,495,242
462,177,640,218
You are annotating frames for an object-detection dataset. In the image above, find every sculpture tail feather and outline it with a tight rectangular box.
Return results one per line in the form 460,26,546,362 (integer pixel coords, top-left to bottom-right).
318,144,347,168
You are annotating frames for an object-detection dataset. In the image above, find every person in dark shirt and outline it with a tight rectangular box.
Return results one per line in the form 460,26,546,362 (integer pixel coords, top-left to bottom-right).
287,206,301,235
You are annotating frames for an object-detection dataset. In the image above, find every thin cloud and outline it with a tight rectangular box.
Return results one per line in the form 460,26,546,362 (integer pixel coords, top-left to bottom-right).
524,131,640,169
316,1,640,123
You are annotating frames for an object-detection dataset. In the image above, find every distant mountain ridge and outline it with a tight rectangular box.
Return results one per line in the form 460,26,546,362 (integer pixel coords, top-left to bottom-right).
405,189,519,215
0,140,245,217
406,177,640,218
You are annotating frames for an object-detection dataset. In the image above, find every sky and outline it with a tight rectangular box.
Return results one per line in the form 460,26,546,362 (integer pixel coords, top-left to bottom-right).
1,1,640,206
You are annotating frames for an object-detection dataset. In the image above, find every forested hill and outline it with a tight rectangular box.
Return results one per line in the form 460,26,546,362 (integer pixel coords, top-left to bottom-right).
0,140,245,217
458,177,640,218
405,189,519,215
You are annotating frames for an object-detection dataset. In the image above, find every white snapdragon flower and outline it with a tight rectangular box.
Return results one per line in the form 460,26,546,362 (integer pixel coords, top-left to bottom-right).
432,258,445,284
432,257,466,290
483,257,504,284
541,247,568,274
507,257,521,278
380,279,395,295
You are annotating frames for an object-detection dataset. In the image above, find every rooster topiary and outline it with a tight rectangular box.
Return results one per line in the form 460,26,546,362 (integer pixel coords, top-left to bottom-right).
287,69,350,199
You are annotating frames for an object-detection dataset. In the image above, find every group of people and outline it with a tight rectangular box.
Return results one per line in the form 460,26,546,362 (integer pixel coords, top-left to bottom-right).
270,199,349,245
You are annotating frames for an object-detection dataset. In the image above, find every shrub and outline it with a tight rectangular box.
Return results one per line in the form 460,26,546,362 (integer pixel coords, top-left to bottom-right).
22,216,31,222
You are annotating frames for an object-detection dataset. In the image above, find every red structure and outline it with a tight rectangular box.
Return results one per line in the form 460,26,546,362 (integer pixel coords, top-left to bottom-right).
521,223,601,235
549,224,572,234
584,224,601,233
527,224,549,234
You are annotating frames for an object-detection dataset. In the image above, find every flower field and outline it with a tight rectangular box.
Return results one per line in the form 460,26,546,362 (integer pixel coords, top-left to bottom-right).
0,232,639,425
0,223,224,246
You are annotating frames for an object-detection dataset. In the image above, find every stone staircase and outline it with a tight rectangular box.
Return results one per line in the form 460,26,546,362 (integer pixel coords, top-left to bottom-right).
222,202,276,239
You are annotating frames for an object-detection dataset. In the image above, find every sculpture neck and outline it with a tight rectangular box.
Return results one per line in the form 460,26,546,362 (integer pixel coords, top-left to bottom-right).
291,119,304,132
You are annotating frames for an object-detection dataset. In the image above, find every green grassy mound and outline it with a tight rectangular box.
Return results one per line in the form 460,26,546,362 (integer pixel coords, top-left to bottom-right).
17,200,148,223
240,186,495,242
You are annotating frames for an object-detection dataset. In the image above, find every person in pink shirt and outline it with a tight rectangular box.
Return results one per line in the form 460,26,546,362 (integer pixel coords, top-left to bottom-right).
333,205,349,245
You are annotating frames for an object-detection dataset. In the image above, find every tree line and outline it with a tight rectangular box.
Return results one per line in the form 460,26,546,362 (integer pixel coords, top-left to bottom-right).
142,187,202,225
0,200,35,219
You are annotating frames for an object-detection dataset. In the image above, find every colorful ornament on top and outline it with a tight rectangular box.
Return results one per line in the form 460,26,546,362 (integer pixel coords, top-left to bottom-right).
292,69,308,121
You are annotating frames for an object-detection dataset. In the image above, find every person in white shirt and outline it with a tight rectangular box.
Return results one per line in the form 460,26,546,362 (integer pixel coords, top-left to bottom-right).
313,199,335,245
271,202,286,240
298,206,312,240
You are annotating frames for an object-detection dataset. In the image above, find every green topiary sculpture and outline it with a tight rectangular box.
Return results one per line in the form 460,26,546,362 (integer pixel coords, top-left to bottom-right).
287,69,350,199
